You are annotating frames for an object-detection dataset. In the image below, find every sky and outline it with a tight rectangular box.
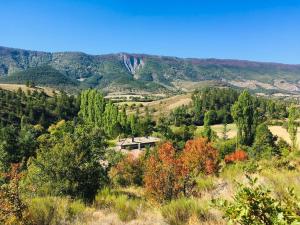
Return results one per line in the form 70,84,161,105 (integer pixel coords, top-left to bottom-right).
0,0,300,64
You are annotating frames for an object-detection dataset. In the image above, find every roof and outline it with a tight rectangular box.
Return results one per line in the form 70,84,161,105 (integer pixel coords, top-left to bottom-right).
117,136,161,147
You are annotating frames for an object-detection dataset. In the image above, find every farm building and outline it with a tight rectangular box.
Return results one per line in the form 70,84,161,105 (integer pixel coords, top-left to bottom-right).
116,136,160,150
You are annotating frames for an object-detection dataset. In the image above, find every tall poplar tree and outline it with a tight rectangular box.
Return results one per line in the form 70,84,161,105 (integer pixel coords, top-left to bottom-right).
231,90,258,146
288,105,298,151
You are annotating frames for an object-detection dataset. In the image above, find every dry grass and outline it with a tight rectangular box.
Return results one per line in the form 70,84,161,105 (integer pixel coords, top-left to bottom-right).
144,93,192,117
89,209,166,225
195,124,237,139
118,94,192,119
0,83,58,96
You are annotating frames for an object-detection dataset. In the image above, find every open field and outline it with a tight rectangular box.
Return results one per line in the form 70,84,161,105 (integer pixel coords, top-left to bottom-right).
117,93,192,118
146,93,192,113
0,83,58,96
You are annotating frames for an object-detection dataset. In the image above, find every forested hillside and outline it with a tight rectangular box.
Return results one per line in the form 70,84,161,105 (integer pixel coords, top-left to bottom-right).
1,87,300,224
1,46,300,93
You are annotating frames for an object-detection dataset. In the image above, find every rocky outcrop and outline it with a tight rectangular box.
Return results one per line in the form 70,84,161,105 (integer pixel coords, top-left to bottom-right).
121,54,145,78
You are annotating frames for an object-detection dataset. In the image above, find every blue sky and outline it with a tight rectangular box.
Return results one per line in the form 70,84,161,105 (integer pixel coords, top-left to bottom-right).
0,0,300,63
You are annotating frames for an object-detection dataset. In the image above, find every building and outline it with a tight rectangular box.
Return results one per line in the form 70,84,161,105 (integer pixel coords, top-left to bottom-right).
116,136,160,150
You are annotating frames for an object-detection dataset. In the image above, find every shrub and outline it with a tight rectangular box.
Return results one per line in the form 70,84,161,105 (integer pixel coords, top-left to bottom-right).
27,196,86,225
224,150,248,164
0,164,32,225
161,198,207,225
181,138,219,175
94,187,117,209
94,188,143,222
144,142,185,202
109,154,144,187
114,195,140,222
277,138,291,156
195,175,215,193
214,138,236,159
214,175,300,225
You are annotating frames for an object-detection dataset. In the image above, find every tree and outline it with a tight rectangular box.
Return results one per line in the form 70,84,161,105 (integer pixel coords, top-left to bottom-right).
79,89,106,126
222,115,229,140
25,121,107,201
144,142,185,202
288,105,298,151
202,111,215,141
181,138,219,176
231,90,258,146
140,107,155,137
252,123,278,157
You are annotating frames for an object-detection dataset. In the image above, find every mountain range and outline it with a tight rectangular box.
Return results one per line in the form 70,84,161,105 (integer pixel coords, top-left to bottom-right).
0,46,300,94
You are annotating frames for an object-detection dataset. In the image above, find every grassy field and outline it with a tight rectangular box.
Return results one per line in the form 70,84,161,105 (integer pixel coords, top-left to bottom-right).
118,93,192,119
0,83,58,96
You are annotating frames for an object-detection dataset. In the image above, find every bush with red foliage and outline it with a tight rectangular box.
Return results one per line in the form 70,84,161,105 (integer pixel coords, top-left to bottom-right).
109,154,144,187
181,138,219,175
144,142,185,202
0,164,31,224
224,150,248,164
144,138,220,201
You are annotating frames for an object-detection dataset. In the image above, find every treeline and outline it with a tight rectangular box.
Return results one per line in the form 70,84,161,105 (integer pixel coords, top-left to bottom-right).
168,87,288,127
79,89,155,138
0,88,79,127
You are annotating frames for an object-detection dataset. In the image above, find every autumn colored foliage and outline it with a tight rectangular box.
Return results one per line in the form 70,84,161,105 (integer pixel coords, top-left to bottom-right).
109,154,144,187
144,138,219,201
181,138,219,175
144,142,185,201
224,150,248,164
0,164,31,225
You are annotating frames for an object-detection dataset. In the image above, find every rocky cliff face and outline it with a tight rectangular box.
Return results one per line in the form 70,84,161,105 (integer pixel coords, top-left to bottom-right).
121,54,145,79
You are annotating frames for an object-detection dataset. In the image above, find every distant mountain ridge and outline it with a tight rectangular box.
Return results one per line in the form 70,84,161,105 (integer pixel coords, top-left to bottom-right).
0,46,300,93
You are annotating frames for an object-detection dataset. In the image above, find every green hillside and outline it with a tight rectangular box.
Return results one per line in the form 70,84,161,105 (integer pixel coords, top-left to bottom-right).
0,65,79,87
1,46,300,93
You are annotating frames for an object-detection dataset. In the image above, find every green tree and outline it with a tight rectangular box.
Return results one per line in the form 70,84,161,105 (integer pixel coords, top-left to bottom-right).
202,111,214,141
25,121,107,201
288,105,298,151
252,123,278,158
231,90,258,146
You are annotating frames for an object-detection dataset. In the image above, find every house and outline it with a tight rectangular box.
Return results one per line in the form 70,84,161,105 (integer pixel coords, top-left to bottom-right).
116,136,161,150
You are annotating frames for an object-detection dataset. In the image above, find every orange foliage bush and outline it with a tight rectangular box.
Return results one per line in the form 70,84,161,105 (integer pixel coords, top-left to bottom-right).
144,142,185,202
181,138,219,175
144,139,220,201
224,150,248,164
109,154,144,187
0,164,31,224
